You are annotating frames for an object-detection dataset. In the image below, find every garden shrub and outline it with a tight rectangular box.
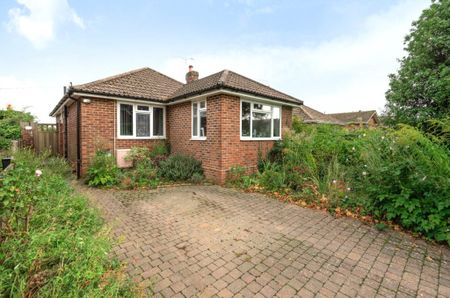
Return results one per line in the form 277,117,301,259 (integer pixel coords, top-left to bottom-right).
0,107,34,150
259,123,450,244
125,146,151,165
0,150,138,296
159,154,203,181
121,160,159,189
351,125,450,243
149,142,169,159
226,165,247,186
121,147,160,189
190,172,204,184
86,151,119,187
259,162,286,192
150,143,170,167
226,165,259,189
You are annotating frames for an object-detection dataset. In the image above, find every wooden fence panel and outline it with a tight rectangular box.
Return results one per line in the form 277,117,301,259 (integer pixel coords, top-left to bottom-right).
19,122,58,155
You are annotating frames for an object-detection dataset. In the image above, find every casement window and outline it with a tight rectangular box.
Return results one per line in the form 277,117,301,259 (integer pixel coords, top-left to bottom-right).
241,100,281,140
118,103,165,138
192,100,207,139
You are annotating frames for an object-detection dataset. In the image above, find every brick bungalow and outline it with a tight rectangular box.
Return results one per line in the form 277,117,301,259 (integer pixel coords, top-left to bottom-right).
49,66,302,184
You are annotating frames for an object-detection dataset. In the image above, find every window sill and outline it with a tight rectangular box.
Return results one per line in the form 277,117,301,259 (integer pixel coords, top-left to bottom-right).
240,137,281,141
117,136,166,140
191,137,207,141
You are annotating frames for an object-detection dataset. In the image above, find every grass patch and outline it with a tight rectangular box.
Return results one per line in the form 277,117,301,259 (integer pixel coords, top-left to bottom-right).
0,150,141,297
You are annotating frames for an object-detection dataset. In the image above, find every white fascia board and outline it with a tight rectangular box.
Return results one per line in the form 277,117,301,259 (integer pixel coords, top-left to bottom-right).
72,92,166,106
167,89,302,107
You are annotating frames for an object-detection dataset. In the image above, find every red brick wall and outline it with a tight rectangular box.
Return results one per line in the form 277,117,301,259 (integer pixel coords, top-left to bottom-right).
79,97,165,175
168,94,293,184
219,95,292,183
167,96,222,182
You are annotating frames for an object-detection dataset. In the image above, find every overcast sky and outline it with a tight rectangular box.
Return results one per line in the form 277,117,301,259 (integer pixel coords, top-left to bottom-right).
0,0,429,122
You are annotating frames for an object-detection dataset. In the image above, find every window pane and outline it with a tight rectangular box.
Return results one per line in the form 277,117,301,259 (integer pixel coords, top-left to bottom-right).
193,103,198,136
241,102,250,137
200,101,206,109
200,110,207,137
137,105,149,111
253,103,271,112
136,113,150,137
252,112,271,137
273,107,280,137
120,104,133,136
153,107,164,136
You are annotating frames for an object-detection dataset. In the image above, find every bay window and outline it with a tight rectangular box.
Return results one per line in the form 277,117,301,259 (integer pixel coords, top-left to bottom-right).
118,103,165,138
192,100,207,139
241,100,281,140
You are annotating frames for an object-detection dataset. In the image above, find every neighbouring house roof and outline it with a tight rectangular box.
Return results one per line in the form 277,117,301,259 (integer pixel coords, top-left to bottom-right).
328,110,378,124
169,69,302,105
50,67,302,116
297,105,345,125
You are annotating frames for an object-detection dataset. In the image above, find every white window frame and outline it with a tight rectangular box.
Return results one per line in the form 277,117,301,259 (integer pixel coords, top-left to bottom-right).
191,99,207,140
117,102,166,139
240,99,282,141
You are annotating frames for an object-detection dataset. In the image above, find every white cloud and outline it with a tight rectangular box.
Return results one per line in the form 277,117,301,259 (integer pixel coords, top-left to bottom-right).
7,0,84,48
163,0,428,114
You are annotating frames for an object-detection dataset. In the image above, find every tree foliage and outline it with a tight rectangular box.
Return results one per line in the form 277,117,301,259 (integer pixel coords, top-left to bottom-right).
0,106,34,149
385,0,450,127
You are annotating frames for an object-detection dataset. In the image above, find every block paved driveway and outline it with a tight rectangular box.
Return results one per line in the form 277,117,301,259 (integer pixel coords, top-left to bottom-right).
79,185,450,297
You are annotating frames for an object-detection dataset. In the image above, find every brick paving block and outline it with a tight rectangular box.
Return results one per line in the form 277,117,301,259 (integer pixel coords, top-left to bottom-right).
297,288,315,298
276,285,297,298
259,285,277,297
212,267,229,279
170,281,186,293
247,281,263,293
217,288,234,298
199,285,218,297
228,279,246,294
78,185,449,298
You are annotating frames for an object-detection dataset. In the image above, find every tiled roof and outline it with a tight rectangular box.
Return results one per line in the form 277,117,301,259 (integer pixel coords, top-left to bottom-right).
328,110,377,124
72,67,184,101
299,105,345,125
169,70,302,105
50,67,302,116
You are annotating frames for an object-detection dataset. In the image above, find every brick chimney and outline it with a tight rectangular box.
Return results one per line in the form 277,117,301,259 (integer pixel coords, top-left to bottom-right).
185,65,199,83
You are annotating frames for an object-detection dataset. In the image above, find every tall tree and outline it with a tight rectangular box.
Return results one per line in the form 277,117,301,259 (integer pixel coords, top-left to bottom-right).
385,0,450,127
0,105,34,149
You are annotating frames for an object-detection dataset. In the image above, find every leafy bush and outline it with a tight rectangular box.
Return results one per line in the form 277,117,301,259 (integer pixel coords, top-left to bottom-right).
420,118,450,149
125,144,169,168
0,150,138,296
226,165,247,186
149,142,169,159
259,163,286,192
226,165,259,189
0,107,34,149
86,151,119,187
190,172,204,184
159,154,203,181
352,125,450,243
121,160,159,189
125,146,152,165
257,123,450,244
150,143,170,167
